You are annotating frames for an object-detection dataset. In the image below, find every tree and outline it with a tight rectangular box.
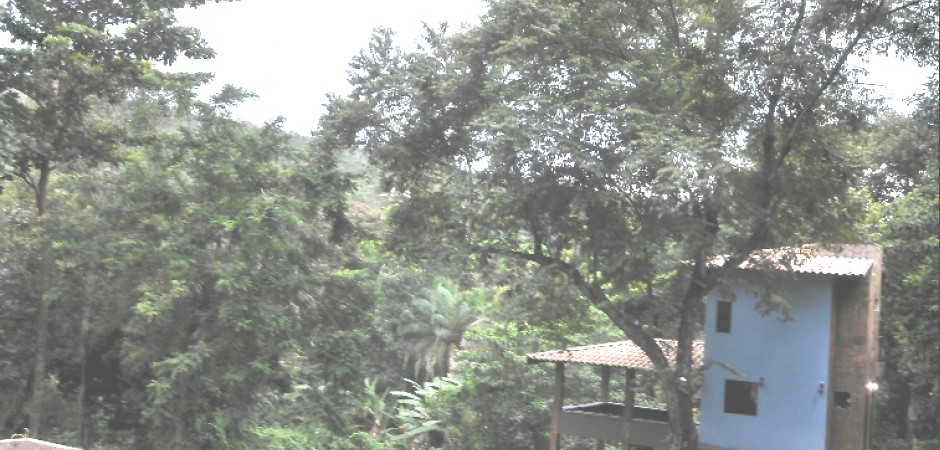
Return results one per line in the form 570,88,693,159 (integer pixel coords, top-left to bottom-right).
0,0,231,437
0,177,37,433
865,88,939,448
1,86,361,448
862,2,939,442
321,1,927,447
102,93,355,449
399,279,482,380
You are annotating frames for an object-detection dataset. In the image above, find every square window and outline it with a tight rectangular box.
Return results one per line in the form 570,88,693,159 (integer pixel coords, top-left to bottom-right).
716,301,732,333
724,380,758,416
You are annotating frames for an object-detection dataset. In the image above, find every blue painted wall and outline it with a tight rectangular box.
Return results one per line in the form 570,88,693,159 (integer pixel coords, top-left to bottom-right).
699,273,833,450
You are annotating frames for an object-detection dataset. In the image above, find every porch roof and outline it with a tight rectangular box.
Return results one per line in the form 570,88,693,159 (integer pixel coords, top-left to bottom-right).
526,339,704,371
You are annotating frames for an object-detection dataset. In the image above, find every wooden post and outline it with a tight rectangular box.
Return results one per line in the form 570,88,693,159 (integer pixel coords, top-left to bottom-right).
621,369,636,450
550,362,565,450
597,366,611,450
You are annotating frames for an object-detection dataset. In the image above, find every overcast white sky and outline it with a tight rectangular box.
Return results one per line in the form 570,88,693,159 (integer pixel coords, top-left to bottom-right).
172,0,933,135
173,0,488,134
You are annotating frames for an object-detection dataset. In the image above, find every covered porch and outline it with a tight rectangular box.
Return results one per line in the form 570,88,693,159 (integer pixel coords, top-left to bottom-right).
527,339,703,450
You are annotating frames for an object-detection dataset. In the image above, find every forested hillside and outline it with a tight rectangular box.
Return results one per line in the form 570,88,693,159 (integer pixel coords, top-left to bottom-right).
0,1,936,450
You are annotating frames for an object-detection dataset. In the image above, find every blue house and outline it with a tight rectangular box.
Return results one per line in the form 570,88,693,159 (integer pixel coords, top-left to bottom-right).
528,245,882,450
699,245,882,450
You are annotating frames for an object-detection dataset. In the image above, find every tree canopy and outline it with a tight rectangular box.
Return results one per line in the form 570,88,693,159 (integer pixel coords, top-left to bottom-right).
320,0,936,447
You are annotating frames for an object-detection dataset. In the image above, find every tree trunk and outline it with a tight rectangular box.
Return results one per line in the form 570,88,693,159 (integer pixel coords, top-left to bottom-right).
28,287,50,436
28,161,52,437
663,293,704,450
664,377,699,450
78,277,93,449
898,382,914,450
441,343,454,377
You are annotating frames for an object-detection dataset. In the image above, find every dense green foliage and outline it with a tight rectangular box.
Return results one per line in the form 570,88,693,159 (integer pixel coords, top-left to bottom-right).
0,0,233,439
865,84,940,449
0,0,936,449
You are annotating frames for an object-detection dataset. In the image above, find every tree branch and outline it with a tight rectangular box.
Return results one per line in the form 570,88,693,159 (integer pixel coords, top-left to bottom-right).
777,0,889,166
478,245,673,369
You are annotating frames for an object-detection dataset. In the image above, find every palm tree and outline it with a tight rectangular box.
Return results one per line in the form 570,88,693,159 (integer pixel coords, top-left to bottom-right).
399,279,482,380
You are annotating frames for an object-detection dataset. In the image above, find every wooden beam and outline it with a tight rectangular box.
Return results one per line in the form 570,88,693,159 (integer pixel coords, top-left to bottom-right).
621,369,636,450
597,366,611,450
550,362,565,450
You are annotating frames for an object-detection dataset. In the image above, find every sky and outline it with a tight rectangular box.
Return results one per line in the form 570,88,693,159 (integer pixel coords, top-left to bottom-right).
173,0,489,135
172,0,933,136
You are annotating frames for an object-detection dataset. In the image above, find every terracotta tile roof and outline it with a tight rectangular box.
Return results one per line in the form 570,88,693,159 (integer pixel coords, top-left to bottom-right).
709,244,879,277
526,339,704,370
